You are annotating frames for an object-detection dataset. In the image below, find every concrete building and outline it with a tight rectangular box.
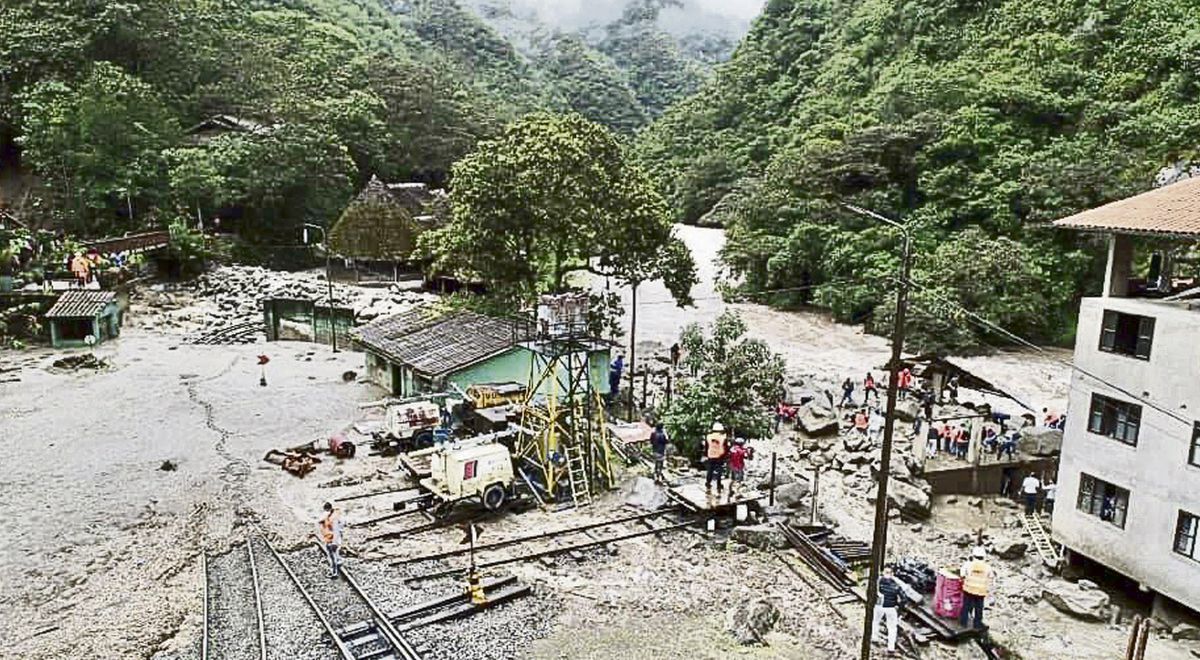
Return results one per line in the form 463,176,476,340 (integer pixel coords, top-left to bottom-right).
1051,176,1200,620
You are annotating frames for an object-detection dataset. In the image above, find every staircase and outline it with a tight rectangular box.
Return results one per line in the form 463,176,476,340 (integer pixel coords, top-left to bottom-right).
563,446,592,508
1021,512,1062,565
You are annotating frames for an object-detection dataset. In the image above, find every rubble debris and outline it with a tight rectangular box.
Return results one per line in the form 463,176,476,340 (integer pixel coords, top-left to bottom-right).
1041,579,1111,621
624,476,668,511
1018,427,1063,456
158,460,177,472
1172,623,1200,641
50,354,109,371
989,536,1028,560
887,479,932,519
725,598,780,645
773,481,811,508
341,370,357,382
730,524,788,551
797,401,839,436
263,449,320,477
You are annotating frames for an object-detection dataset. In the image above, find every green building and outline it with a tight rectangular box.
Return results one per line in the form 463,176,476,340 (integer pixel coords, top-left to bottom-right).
45,290,122,348
352,306,611,398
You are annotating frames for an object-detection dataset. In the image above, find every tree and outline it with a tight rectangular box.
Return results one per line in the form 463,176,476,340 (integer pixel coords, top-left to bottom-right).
662,311,786,459
419,112,696,303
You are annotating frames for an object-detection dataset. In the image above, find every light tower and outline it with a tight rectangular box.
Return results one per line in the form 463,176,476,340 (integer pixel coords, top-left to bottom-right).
516,293,615,506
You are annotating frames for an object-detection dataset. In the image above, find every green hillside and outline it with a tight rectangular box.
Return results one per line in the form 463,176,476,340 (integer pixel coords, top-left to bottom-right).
636,0,1200,349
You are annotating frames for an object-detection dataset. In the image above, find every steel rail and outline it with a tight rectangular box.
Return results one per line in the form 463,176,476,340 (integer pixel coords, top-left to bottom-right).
244,541,268,660
259,536,356,660
340,563,423,660
200,552,209,660
405,518,697,583
389,508,674,566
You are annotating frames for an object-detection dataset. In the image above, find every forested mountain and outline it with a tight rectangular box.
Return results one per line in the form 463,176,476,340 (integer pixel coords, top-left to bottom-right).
465,0,756,128
0,0,543,249
636,0,1200,350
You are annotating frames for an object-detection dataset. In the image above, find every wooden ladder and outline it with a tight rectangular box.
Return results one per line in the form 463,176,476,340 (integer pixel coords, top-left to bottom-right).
1021,512,1062,565
563,446,592,508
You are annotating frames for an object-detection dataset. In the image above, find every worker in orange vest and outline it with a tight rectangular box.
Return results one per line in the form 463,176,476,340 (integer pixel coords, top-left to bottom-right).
959,547,992,629
318,502,345,579
704,422,728,492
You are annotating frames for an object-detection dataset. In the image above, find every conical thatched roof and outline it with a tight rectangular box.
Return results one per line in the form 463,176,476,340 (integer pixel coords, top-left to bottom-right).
329,177,422,260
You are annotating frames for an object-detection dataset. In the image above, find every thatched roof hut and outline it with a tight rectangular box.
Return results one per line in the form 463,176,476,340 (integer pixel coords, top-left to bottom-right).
329,176,445,262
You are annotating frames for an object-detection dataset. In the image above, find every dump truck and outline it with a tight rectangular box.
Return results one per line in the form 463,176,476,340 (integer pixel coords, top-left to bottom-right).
420,442,516,512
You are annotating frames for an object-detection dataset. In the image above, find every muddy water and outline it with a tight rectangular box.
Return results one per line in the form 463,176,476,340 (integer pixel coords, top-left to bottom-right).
598,224,1070,409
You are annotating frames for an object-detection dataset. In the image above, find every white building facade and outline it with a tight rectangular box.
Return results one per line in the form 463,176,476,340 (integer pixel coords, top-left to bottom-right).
1050,177,1200,618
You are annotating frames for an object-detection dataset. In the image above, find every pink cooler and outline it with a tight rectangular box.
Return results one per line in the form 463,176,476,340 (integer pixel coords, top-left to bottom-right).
934,570,963,618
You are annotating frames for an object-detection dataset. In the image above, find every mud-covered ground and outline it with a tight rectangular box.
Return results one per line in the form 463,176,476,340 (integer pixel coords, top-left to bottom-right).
2,228,1195,659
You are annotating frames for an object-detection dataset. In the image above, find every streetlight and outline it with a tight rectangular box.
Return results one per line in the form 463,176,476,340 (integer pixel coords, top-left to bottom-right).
302,223,338,353
843,204,912,660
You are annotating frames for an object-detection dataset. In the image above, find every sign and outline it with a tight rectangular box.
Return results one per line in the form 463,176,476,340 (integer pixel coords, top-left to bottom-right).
257,354,270,365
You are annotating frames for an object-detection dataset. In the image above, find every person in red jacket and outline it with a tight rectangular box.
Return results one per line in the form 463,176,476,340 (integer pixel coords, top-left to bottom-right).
727,438,753,493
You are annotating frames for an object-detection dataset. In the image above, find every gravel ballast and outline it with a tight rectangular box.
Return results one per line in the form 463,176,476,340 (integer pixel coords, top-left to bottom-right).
250,538,338,660
205,545,261,660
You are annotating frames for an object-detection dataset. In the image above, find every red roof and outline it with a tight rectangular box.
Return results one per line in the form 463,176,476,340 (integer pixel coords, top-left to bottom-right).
1053,176,1200,237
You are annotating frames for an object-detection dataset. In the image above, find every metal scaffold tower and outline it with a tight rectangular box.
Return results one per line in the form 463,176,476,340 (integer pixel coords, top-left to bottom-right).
516,293,616,507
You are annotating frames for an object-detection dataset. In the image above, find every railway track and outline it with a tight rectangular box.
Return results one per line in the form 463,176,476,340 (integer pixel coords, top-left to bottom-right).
203,538,420,660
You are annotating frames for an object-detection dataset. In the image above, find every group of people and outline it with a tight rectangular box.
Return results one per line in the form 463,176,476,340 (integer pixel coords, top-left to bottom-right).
703,422,753,494
870,547,994,654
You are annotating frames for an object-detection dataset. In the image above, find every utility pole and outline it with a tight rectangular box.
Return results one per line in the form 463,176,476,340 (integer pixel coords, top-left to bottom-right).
845,205,912,660
628,282,638,420
303,223,338,353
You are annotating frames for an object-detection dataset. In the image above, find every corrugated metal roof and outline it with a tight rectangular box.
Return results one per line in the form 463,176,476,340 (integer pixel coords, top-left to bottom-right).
45,290,116,318
1053,176,1200,237
352,307,527,377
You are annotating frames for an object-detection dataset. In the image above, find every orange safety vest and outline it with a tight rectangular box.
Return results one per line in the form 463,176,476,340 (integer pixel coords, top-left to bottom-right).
706,433,727,460
962,560,991,596
320,513,337,544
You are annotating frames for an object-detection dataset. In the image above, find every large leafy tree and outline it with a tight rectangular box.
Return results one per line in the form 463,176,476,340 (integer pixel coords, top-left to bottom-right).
420,112,697,303
663,311,787,459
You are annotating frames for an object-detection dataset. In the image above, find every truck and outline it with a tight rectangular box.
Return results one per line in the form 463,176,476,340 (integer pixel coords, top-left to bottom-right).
420,442,516,512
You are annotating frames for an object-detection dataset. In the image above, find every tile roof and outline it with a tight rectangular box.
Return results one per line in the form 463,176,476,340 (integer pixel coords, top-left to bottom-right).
45,290,116,318
1053,176,1200,237
352,307,527,377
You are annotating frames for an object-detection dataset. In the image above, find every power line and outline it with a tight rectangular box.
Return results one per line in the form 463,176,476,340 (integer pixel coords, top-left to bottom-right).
901,276,1195,429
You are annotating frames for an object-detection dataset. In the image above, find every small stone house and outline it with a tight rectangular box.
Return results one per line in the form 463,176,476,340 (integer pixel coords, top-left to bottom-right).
352,306,611,398
45,290,121,348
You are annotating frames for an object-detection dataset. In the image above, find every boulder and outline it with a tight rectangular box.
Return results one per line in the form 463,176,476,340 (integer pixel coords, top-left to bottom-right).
725,599,781,645
1019,427,1063,457
990,536,1028,560
887,479,931,519
730,524,788,551
623,477,668,511
895,398,922,422
843,434,871,452
757,470,795,490
798,402,840,436
774,481,812,509
1172,623,1200,641
1041,579,1111,621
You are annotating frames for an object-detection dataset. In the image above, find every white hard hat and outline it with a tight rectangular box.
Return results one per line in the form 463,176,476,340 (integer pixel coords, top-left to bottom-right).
711,422,725,432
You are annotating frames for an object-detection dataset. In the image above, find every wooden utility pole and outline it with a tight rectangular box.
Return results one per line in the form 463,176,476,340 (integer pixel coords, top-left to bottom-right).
628,282,638,419
845,206,912,660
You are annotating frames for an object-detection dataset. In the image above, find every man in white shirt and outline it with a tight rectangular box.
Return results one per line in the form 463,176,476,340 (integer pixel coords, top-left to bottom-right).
1021,473,1041,516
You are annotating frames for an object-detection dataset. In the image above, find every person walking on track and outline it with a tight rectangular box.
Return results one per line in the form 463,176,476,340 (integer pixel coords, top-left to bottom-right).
318,502,345,579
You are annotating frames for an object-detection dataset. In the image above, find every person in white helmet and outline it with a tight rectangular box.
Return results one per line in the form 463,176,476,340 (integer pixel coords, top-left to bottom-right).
959,547,992,629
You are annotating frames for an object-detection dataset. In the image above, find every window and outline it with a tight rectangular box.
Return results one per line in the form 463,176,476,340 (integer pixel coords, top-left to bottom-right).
1087,394,1142,446
1099,310,1154,359
1191,423,1200,468
463,460,477,480
1076,473,1130,529
1176,511,1199,561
